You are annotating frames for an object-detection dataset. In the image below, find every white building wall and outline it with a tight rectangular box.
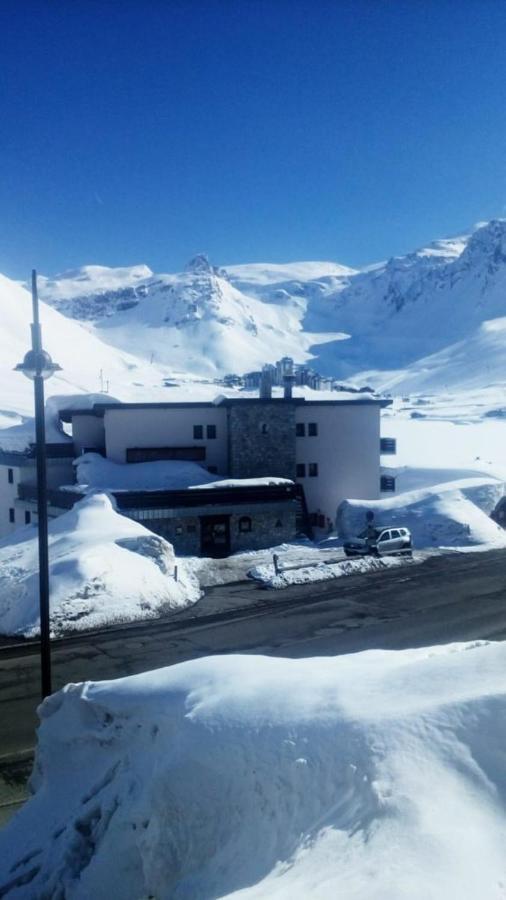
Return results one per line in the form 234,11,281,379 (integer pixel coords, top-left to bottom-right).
295,405,381,524
0,458,74,539
72,415,106,454
0,464,34,538
103,407,229,472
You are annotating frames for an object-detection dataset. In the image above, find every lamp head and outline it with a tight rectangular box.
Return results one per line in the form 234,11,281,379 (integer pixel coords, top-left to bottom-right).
14,349,62,381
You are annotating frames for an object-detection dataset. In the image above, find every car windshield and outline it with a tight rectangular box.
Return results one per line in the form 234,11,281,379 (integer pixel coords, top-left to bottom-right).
358,528,380,539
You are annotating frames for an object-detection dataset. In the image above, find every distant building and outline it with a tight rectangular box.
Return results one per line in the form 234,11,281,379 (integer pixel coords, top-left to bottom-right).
243,371,262,390
0,390,395,553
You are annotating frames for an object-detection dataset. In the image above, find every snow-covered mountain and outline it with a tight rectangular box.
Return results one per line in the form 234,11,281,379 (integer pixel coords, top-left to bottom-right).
0,273,171,425
38,254,345,378
35,220,506,389
365,316,506,395
315,220,506,376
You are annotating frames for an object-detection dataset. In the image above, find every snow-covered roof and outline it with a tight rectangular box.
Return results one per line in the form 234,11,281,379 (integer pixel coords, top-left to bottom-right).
70,453,294,494
60,392,391,421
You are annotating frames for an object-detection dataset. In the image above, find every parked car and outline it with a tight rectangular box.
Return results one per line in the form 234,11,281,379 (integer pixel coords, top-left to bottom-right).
344,526,412,558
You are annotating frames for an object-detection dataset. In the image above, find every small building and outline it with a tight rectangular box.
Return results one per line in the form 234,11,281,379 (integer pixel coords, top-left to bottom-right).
0,390,395,553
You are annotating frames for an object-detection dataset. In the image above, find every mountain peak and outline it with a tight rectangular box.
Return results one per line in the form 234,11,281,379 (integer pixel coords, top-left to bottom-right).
185,254,214,275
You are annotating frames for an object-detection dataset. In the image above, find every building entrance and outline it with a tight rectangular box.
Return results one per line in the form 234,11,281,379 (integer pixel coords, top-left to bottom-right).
200,514,231,558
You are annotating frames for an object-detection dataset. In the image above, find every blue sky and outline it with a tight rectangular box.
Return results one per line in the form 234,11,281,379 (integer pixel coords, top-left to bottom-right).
1,0,506,279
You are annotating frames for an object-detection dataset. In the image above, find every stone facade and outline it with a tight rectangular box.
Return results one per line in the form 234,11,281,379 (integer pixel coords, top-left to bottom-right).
129,503,296,556
133,514,201,556
227,401,297,480
229,505,296,553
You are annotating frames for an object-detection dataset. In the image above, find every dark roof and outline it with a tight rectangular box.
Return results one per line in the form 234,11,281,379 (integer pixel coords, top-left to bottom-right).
60,395,391,420
0,443,75,466
19,482,298,510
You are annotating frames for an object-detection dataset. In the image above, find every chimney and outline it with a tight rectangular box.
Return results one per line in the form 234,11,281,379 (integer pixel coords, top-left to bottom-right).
260,365,272,399
283,374,296,400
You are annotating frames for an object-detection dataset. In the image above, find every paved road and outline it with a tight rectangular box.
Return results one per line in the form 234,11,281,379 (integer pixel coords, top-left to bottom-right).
2,548,506,762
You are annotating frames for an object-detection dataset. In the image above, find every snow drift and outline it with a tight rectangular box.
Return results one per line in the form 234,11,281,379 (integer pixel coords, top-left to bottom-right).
2,643,506,898
337,477,506,549
0,493,199,637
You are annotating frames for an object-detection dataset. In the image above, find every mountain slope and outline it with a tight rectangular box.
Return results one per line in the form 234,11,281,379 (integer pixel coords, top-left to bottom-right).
0,273,168,422
365,315,506,395
313,221,506,375
35,219,506,387
39,255,344,377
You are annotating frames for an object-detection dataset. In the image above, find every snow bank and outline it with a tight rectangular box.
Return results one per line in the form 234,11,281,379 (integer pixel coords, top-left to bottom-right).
338,478,506,549
0,494,199,637
2,643,506,898
73,452,223,492
249,554,415,589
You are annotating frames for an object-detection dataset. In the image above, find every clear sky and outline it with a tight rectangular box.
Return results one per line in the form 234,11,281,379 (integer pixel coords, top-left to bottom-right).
1,0,506,279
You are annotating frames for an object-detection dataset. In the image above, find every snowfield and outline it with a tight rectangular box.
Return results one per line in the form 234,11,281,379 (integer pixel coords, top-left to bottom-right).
2,643,506,898
0,494,199,637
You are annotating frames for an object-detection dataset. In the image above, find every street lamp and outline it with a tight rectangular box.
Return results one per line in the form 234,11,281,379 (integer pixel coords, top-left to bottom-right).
14,270,61,699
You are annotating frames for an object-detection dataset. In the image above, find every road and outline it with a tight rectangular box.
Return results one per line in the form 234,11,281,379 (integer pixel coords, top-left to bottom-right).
2,548,506,763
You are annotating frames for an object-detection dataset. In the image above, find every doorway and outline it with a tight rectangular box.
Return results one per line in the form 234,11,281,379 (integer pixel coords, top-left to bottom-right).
200,515,231,558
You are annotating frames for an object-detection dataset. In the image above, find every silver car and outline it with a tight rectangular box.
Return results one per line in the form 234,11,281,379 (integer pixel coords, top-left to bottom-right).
344,526,412,558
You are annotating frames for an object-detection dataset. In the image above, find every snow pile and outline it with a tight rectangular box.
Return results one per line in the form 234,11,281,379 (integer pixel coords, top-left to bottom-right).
2,643,506,898
73,452,223,492
192,475,293,490
249,554,415,589
0,494,199,637
338,477,506,549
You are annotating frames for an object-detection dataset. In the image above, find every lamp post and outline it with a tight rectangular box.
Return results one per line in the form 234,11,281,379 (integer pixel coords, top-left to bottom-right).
15,270,61,699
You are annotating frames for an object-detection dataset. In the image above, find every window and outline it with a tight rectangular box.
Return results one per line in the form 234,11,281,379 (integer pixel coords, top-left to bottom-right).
25,511,31,525
296,463,306,478
296,423,305,437
7,468,13,484
207,424,217,439
308,463,318,477
308,422,318,437
390,530,400,539
380,475,396,492
193,425,204,440
128,446,205,462
187,524,196,534
380,437,397,454
175,525,183,535
239,516,252,533
378,531,390,542
9,508,14,523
